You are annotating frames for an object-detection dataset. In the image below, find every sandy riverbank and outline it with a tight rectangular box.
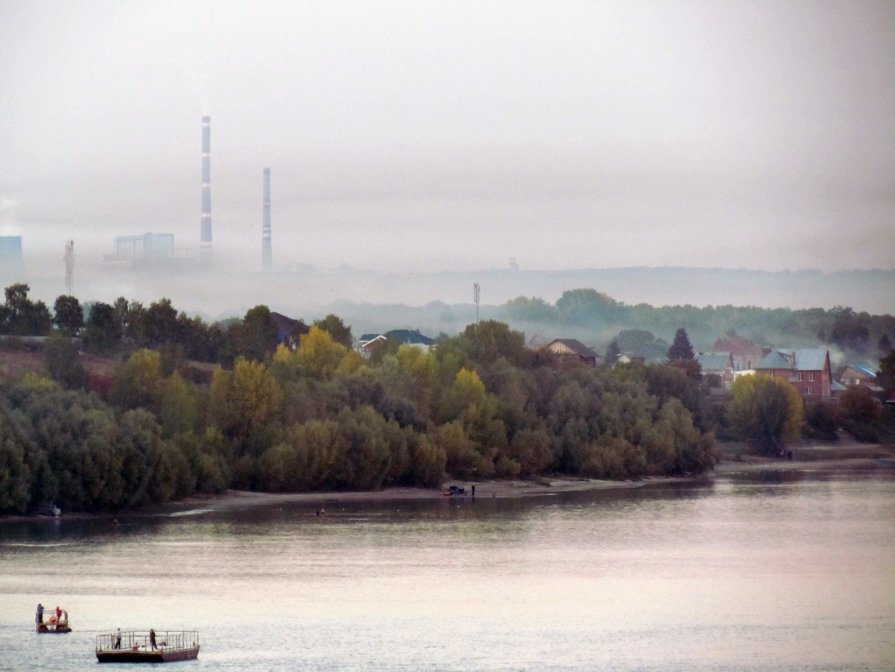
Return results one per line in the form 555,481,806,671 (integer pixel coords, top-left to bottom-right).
163,442,894,515
4,443,892,523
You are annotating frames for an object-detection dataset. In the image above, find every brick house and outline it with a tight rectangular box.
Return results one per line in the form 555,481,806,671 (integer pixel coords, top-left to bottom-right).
709,335,768,371
754,348,832,401
838,363,882,392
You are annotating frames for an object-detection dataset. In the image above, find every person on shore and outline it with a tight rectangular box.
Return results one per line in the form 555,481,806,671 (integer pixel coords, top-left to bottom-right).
36,603,44,625
114,628,121,649
149,628,157,651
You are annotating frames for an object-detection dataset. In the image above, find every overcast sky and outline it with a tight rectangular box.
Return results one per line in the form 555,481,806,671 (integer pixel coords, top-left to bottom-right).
1,0,893,275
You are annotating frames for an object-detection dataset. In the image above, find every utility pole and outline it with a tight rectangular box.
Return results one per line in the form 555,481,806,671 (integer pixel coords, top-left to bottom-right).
473,282,480,324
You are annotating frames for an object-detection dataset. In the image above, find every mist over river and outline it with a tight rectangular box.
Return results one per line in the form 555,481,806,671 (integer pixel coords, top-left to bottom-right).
2,464,894,671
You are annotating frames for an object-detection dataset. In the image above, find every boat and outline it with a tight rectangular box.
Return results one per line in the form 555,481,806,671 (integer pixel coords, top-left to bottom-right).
96,630,200,663
35,605,71,633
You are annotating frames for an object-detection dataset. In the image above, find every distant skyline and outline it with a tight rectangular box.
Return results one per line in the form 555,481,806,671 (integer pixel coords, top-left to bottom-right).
1,0,893,278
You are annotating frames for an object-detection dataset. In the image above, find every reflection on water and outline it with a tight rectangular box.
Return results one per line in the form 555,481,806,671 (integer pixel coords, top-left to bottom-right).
1,466,894,671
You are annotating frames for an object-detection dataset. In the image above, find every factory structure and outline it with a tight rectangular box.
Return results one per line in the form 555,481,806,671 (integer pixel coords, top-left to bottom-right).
4,116,277,283
200,115,213,263
101,115,274,273
0,235,25,282
262,167,272,272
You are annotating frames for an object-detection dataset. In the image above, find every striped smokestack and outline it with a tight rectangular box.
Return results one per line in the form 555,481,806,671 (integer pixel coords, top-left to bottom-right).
200,115,213,261
262,167,271,272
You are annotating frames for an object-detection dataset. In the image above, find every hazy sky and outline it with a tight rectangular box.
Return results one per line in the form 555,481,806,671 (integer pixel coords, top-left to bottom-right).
1,0,893,275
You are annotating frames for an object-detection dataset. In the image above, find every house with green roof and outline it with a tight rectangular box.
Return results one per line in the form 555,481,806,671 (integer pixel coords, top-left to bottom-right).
754,348,832,401
357,329,435,355
697,352,735,387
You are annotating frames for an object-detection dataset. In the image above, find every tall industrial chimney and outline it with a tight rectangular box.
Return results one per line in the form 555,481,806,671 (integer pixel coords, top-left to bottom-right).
262,168,271,272
200,115,213,262
64,240,74,295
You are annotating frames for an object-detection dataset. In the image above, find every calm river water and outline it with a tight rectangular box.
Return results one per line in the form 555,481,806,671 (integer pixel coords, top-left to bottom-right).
1,463,894,671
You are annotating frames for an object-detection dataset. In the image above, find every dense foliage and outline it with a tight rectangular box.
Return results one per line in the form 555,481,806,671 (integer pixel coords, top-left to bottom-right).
0,312,719,514
2,284,893,516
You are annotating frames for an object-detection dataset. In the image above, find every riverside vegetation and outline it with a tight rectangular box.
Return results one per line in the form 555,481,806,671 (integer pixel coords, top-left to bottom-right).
1,284,893,515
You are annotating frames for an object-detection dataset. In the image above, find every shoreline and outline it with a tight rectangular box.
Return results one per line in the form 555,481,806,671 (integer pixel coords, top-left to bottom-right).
3,444,892,523
136,442,895,516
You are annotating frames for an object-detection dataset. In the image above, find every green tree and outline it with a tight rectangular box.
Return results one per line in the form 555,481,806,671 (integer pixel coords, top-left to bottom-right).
158,372,200,436
114,297,147,346
803,402,840,442
144,298,180,347
839,386,883,442
878,349,895,397
502,296,556,323
43,333,88,389
729,375,803,455
313,314,353,348
227,305,280,362
462,320,528,366
0,283,51,335
82,302,121,352
667,327,695,361
52,295,84,335
556,288,618,325
829,306,870,355
0,409,31,514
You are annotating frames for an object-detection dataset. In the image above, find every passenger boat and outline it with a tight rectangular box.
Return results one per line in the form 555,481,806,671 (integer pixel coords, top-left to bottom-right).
95,630,200,663
35,606,71,633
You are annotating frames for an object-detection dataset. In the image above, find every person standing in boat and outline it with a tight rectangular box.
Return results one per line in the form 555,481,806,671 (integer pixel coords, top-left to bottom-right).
149,629,157,650
36,604,44,625
114,628,121,649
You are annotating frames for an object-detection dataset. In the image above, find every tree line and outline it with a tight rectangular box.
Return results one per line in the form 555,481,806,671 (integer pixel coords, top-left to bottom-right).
0,298,718,515
2,285,893,516
502,289,895,361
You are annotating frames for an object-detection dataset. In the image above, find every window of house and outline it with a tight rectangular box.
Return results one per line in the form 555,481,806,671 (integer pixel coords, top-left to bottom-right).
806,386,813,395
808,373,815,382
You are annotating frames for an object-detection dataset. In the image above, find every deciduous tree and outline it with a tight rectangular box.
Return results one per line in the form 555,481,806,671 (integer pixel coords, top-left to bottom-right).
52,295,84,336
728,375,803,455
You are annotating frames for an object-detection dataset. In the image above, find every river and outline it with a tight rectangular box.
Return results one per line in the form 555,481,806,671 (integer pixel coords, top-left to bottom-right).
1,462,893,671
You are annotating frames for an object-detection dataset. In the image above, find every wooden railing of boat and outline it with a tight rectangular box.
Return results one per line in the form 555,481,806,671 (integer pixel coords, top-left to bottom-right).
96,630,200,662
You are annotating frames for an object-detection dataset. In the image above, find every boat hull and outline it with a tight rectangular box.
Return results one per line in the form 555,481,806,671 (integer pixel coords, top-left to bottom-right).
96,646,199,663
36,625,71,634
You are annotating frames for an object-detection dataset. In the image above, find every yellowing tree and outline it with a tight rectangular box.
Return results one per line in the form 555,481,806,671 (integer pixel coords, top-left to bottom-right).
298,326,350,379
209,358,282,446
110,348,163,413
729,375,803,455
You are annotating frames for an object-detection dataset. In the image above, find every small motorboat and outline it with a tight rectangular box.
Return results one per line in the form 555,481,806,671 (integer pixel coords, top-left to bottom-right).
36,605,71,633
96,630,200,663
442,485,467,496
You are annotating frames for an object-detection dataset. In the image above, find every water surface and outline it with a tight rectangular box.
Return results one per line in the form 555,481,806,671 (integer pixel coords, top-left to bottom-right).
2,464,893,671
